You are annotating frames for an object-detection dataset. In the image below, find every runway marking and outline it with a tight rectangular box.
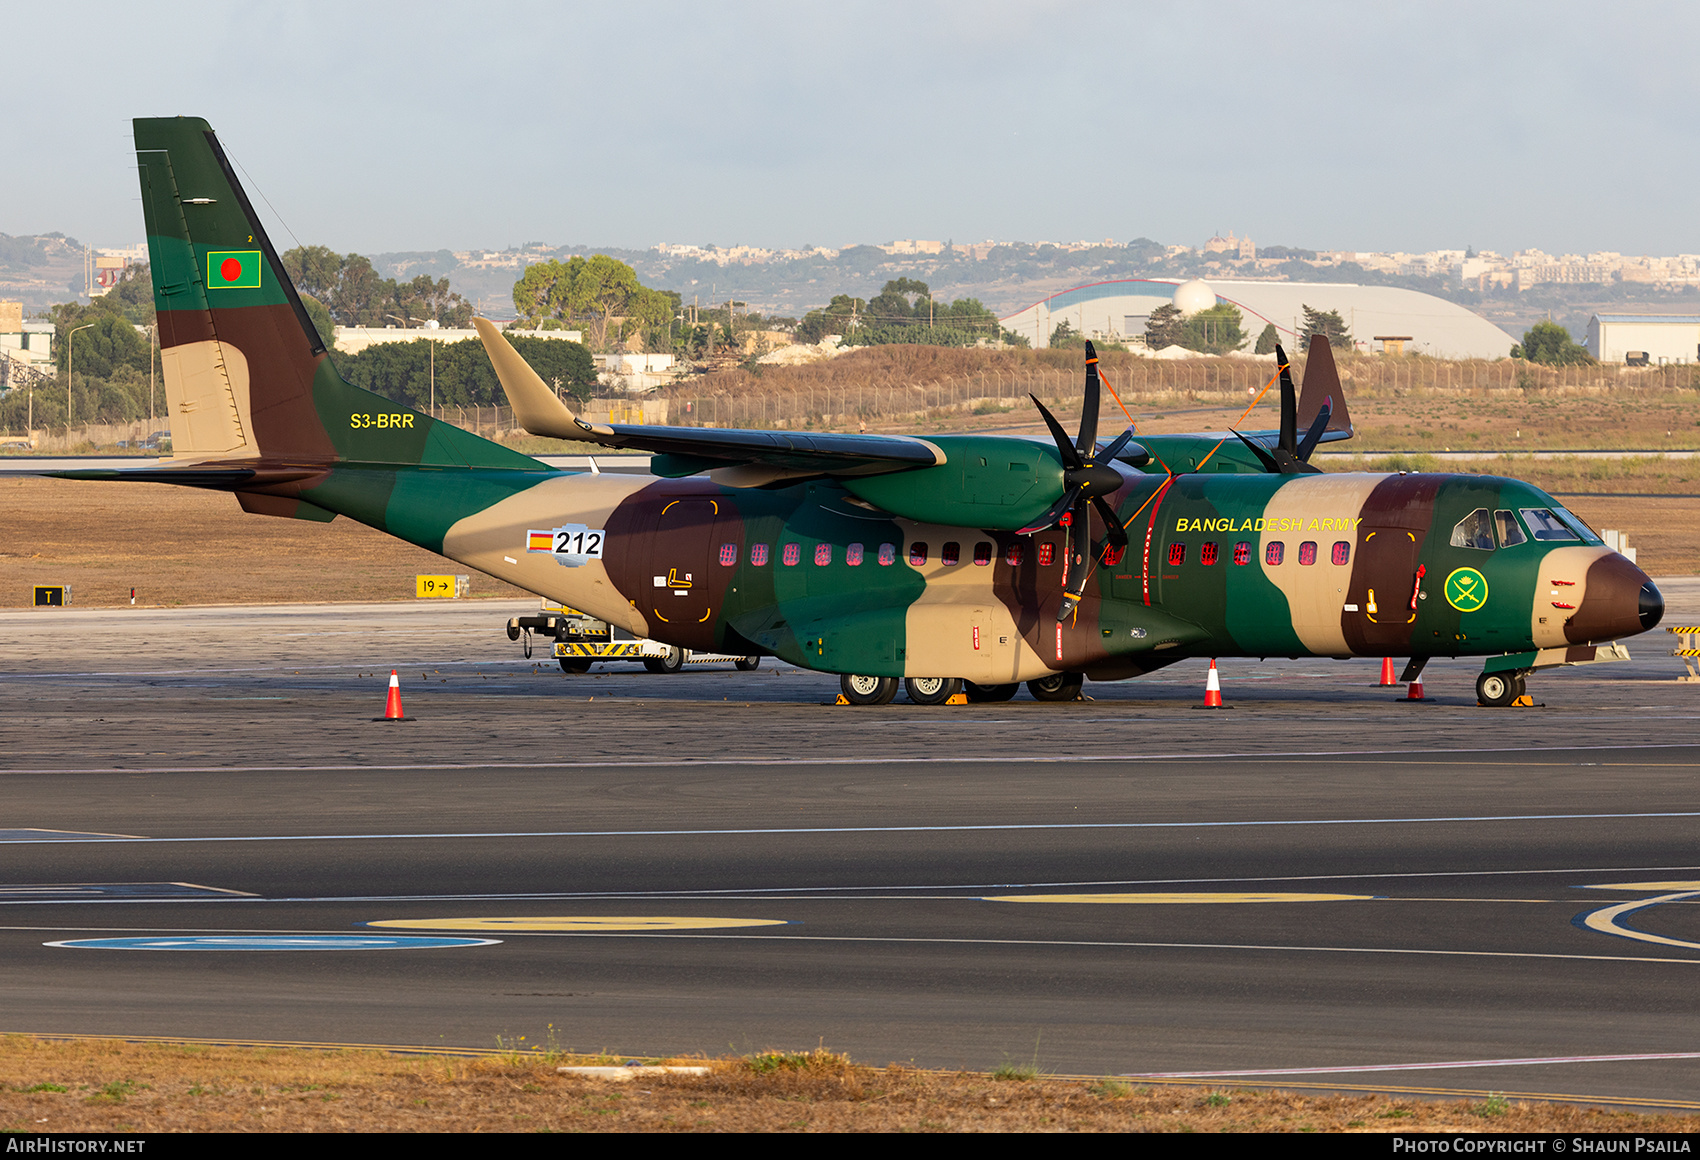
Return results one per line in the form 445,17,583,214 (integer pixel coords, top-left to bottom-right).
2,741,1696,776
1133,1049,1700,1078
1579,889,1700,950
366,916,789,932
0,883,254,902
6,924,1699,963
984,892,1376,904
1581,881,1700,891
0,828,144,842
5,808,1700,846
46,935,499,951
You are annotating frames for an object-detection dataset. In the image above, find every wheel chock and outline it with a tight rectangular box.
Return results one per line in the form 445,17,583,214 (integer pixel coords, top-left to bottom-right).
834,693,851,705
945,693,968,704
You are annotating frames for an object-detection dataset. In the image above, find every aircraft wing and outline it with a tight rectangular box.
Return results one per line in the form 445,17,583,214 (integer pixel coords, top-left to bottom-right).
474,319,944,484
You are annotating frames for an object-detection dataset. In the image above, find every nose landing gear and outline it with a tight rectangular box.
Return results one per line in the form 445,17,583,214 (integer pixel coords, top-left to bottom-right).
1475,669,1527,708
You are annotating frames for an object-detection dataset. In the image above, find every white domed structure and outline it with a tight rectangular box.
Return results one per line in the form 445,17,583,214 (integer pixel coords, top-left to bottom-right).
1172,279,1216,316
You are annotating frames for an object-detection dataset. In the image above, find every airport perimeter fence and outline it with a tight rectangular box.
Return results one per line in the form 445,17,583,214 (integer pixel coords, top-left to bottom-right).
6,357,1697,451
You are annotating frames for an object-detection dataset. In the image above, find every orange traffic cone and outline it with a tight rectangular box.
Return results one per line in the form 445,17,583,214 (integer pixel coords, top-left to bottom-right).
381,669,406,720
1405,675,1426,702
1200,659,1225,708
1378,657,1397,686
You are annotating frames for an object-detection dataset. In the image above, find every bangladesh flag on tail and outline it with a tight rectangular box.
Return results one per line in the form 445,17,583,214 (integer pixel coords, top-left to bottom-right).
206,250,262,290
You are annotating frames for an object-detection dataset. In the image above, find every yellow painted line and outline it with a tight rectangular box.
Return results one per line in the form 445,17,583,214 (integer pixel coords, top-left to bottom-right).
1582,889,1700,950
1581,881,1700,891
367,916,789,932
982,892,1376,904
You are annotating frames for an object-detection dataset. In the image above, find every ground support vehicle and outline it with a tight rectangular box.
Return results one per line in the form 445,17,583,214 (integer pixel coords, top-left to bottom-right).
507,602,760,674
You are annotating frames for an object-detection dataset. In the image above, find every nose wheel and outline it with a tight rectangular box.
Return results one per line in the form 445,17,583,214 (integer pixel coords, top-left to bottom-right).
1475,670,1526,707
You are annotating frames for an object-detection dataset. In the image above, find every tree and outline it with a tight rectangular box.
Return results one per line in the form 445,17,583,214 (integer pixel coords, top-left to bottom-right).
1512,320,1593,365
1050,319,1085,349
1144,304,1184,350
1254,322,1280,354
1179,303,1246,355
1299,305,1352,351
282,245,472,329
510,254,666,351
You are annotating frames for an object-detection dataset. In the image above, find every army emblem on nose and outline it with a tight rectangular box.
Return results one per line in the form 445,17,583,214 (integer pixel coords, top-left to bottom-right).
1444,567,1489,612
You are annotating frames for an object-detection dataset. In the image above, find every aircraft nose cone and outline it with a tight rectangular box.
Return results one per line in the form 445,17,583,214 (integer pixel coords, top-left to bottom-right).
1566,553,1658,643
1640,579,1665,632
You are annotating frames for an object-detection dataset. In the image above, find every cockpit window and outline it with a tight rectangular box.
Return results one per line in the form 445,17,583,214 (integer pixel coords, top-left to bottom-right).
1450,507,1495,550
1493,510,1527,548
1553,506,1604,545
1520,508,1579,541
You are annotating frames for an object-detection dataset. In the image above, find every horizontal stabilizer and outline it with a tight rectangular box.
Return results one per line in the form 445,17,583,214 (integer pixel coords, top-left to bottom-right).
474,319,945,482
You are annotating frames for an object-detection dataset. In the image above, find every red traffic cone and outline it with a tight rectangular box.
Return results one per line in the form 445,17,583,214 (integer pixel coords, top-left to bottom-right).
1405,675,1426,702
1200,659,1225,708
381,669,406,720
1378,657,1397,686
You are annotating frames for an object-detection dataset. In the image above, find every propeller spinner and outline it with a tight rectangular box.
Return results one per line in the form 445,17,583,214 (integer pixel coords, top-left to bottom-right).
1020,340,1138,618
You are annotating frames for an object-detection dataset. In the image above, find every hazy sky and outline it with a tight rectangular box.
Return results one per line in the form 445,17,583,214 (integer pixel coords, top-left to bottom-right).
9,1,1698,256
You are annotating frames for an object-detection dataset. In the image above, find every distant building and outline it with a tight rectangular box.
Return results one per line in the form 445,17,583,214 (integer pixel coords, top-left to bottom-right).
1585,314,1700,364
0,301,55,373
333,323,582,356
1000,278,1516,358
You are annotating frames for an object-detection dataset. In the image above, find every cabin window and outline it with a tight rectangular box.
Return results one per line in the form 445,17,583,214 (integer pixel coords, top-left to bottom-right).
941,541,961,566
718,543,738,566
1037,542,1055,566
846,543,864,566
750,543,769,566
782,543,801,566
814,543,832,566
1553,506,1603,544
1519,508,1578,542
1233,541,1251,566
1265,541,1284,565
973,541,993,566
1450,507,1495,550
1494,510,1527,548
878,542,896,566
1331,541,1351,566
1200,541,1219,566
1167,542,1186,567
909,542,928,566
1005,544,1024,566
1298,541,1317,566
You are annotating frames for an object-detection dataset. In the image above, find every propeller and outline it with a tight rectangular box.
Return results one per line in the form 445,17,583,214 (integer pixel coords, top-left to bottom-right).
1019,340,1138,617
1231,342,1329,474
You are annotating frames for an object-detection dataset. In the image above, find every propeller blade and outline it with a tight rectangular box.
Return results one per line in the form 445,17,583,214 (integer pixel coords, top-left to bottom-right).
1274,342,1297,457
1017,483,1081,535
1030,394,1083,469
1096,426,1137,465
1090,494,1128,549
1296,399,1332,462
1232,429,1280,473
1078,340,1100,459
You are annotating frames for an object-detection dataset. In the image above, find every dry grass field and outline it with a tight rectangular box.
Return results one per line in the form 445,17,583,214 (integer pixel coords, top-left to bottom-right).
0,1037,1691,1133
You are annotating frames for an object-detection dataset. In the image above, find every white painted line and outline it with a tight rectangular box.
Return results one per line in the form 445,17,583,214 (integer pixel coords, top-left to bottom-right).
1135,1050,1700,1078
6,808,1700,846
1,741,1697,777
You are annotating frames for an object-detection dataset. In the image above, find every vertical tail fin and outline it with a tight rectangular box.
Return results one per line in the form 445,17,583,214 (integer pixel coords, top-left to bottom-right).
1296,334,1353,439
134,116,538,471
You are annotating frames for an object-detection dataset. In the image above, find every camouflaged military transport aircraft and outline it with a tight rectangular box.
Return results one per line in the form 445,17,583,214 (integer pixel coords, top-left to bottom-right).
49,116,1664,707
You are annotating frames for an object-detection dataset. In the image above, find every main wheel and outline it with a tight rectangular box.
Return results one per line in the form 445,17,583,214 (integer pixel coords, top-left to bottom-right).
840,673,898,705
904,676,963,705
558,656,592,674
735,656,761,671
643,646,685,674
963,681,1019,703
1475,670,1521,707
1027,672,1084,702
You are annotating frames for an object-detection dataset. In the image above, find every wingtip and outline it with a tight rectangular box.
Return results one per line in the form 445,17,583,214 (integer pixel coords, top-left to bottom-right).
472,317,587,441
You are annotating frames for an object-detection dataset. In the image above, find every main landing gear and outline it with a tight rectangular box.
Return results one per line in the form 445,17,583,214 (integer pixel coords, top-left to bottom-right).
839,673,1083,704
